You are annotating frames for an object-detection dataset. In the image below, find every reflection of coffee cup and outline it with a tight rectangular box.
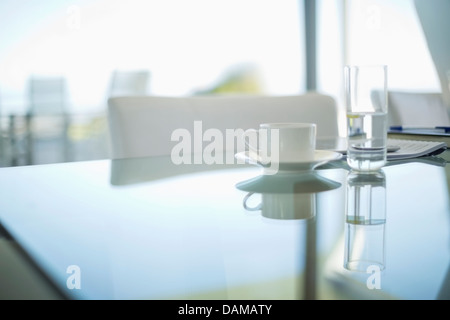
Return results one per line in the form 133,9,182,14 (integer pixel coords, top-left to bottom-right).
243,192,316,220
244,123,317,165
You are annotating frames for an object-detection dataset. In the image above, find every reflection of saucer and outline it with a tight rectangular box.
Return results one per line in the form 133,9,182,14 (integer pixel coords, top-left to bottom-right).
235,171,342,194
235,150,342,172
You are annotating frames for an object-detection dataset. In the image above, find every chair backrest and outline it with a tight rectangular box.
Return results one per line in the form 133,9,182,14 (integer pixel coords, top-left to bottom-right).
108,93,340,159
387,91,450,127
28,76,67,115
108,70,150,98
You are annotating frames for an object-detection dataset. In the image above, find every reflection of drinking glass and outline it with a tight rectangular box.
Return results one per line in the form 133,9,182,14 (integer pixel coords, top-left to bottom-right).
345,65,388,172
344,170,386,272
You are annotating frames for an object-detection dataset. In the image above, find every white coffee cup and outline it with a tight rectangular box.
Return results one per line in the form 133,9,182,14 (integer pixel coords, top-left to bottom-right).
244,123,317,164
243,192,316,220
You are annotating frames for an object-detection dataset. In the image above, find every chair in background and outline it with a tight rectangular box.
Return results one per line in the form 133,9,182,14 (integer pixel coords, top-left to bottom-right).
26,76,71,164
28,77,67,115
107,93,340,159
108,70,150,98
0,89,5,166
387,91,450,127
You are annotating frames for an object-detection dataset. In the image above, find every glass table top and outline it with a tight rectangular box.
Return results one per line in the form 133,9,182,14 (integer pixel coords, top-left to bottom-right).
0,151,449,300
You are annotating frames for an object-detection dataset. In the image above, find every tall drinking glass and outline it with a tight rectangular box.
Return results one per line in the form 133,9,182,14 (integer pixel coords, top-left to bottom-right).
345,65,388,172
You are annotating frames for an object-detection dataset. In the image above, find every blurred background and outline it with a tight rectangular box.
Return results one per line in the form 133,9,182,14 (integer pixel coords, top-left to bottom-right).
0,0,442,167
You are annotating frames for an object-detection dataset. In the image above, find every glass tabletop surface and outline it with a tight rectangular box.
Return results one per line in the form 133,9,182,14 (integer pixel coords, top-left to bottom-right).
0,151,449,300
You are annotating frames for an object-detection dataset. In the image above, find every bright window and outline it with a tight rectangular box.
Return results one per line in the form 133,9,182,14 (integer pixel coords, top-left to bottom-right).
0,0,304,115
345,0,440,92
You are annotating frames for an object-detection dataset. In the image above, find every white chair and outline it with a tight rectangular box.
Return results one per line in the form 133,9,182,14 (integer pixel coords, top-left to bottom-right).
387,91,450,127
108,70,150,98
25,76,71,164
107,93,340,159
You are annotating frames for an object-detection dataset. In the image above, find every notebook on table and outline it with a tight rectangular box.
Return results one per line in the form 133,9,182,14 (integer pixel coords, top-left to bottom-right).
317,137,447,161
388,128,450,146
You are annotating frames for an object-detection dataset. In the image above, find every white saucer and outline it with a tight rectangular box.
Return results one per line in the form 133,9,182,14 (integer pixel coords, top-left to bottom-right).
235,150,342,172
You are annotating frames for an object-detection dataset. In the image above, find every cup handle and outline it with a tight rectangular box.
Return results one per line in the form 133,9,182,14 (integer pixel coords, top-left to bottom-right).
243,128,259,154
243,192,262,211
